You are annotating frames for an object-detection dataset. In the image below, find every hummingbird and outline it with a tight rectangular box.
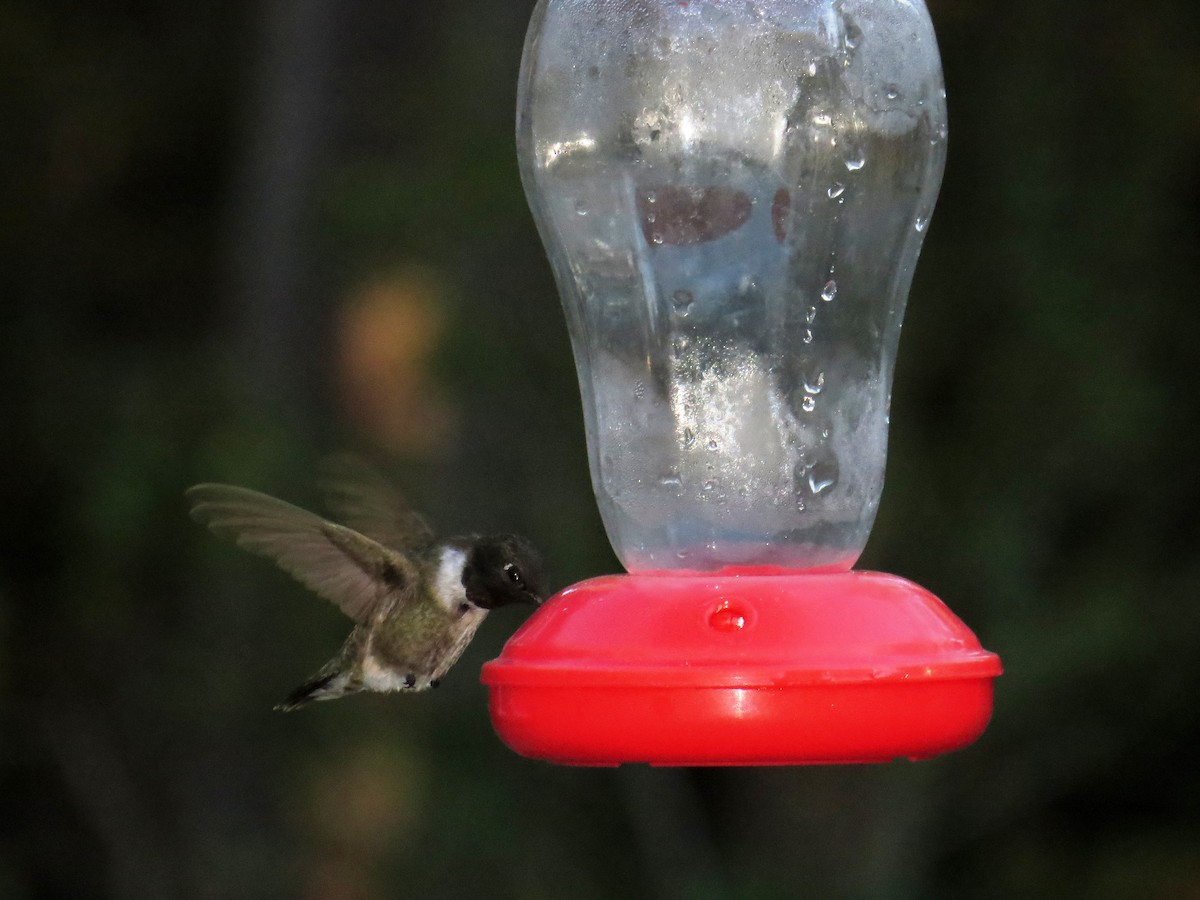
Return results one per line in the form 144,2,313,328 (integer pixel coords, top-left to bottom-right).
186,456,545,711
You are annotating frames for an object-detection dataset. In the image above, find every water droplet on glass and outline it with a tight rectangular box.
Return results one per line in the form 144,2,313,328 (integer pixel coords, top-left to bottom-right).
802,328,814,344
806,460,839,494
650,232,664,245
884,84,902,101
646,191,657,204
914,214,928,232
803,371,825,394
672,289,694,314
808,475,832,494
805,306,817,324
703,479,717,492
646,212,657,224
827,182,845,199
812,113,832,127
845,22,863,50
801,395,816,413
659,471,682,487
574,199,589,216
682,427,696,449
844,151,865,171
806,61,818,77
706,438,719,451
676,549,691,560
821,279,838,302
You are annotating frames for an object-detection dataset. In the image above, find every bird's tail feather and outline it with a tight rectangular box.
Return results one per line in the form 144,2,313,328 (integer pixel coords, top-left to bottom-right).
274,670,356,712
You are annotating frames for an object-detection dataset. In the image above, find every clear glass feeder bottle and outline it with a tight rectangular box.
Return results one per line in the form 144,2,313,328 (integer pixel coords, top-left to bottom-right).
519,0,948,572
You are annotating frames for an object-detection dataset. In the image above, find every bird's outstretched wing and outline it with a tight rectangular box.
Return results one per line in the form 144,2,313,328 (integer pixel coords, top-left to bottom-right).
186,483,418,624
316,454,435,551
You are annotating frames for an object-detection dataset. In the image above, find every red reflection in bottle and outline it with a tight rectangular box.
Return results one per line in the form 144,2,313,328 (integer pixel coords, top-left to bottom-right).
636,185,752,246
772,188,791,243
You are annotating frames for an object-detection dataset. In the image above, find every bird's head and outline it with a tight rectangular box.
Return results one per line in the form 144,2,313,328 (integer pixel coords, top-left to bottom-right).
462,534,546,609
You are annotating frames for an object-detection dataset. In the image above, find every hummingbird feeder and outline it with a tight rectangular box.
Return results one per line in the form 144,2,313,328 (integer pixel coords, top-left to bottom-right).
482,0,1001,765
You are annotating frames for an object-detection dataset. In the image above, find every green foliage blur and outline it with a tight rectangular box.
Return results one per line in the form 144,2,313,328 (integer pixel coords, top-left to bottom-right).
2,1,1198,898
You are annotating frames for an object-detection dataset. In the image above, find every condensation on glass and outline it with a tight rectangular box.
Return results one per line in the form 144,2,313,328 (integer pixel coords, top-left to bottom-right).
519,0,947,572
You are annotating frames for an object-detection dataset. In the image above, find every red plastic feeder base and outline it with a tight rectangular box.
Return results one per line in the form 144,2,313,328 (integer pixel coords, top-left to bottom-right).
481,570,1002,766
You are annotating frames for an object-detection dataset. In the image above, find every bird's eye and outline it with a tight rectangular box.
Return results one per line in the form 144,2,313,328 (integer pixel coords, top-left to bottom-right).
504,563,524,585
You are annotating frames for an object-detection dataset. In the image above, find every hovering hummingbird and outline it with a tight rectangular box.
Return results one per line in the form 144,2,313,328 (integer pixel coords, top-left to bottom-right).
186,457,545,711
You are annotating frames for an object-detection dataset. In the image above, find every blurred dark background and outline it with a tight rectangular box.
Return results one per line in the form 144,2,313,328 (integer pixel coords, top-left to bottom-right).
2,1,1198,897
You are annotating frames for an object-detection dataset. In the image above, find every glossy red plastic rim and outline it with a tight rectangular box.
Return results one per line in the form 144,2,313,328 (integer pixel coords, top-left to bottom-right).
482,570,1002,766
